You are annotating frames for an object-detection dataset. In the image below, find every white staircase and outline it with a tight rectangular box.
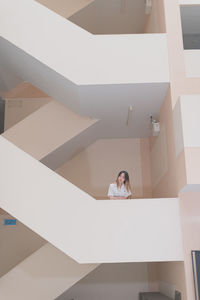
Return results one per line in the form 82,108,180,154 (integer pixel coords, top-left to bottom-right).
0,99,100,299
3,99,99,169
0,134,184,298
0,0,169,117
0,1,181,299
0,136,183,263
0,243,98,300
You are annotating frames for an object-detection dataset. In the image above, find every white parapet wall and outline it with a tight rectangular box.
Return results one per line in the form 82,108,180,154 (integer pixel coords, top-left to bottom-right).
184,50,200,78
0,136,183,263
0,0,169,86
179,0,200,5
173,95,200,190
173,95,200,156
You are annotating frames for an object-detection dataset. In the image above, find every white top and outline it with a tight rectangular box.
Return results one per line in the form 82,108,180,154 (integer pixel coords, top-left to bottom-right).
108,183,131,198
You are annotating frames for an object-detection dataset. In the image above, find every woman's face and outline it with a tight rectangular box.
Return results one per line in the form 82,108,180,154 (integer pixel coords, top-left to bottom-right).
118,173,125,185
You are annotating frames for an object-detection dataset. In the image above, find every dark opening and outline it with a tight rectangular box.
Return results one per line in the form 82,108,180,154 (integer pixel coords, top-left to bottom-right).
0,97,5,134
180,6,200,49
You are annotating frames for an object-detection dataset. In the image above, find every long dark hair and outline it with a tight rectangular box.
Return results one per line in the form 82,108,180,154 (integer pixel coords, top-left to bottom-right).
116,170,131,192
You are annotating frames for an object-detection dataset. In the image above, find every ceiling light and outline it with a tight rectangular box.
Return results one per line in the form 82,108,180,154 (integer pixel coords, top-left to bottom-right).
126,105,133,126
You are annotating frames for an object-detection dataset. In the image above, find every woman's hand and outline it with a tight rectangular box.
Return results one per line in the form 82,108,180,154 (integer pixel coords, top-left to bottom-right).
109,196,127,200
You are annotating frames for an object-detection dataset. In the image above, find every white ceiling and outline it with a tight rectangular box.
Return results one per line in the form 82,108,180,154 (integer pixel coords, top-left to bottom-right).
69,0,146,34
78,83,168,138
181,6,200,34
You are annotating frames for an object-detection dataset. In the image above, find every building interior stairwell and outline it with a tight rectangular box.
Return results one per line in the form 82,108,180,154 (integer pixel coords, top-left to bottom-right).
0,80,186,300
1,0,200,300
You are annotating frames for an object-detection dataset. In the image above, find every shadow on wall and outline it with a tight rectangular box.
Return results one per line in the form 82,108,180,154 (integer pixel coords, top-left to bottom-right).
56,262,150,300
68,0,146,35
0,214,45,277
56,261,186,300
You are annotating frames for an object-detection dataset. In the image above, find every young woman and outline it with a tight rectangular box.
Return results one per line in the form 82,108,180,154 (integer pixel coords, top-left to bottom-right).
108,171,132,200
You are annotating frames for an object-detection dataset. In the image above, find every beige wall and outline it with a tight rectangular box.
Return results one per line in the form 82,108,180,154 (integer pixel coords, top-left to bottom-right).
148,261,188,300
70,0,165,35
3,100,97,161
148,262,187,299
144,0,166,34
4,97,50,130
36,0,94,19
57,262,150,300
57,138,152,199
60,262,187,300
3,82,50,130
69,0,146,34
179,192,200,300
0,243,97,300
157,262,187,300
141,138,152,198
147,263,159,292
149,88,178,198
2,82,48,99
0,214,45,277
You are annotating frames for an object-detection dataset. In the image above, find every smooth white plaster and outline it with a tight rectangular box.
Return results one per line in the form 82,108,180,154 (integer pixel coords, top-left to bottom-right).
0,36,169,138
184,50,200,78
176,95,200,149
0,0,169,139
0,0,169,85
180,0,200,5
0,136,184,263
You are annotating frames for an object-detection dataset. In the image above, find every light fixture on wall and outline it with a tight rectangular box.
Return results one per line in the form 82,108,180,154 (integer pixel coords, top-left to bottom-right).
145,0,152,15
150,115,160,136
126,105,133,126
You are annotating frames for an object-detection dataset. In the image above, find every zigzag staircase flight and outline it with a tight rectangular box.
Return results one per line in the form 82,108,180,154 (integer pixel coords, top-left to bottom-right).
0,83,99,299
0,83,183,299
0,0,169,118
0,1,183,299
